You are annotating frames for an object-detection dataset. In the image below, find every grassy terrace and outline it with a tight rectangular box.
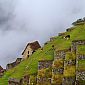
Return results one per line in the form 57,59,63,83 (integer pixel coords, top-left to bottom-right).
0,24,85,84
64,52,76,77
77,45,85,55
65,52,76,60
77,60,85,71
53,59,64,68
64,66,76,77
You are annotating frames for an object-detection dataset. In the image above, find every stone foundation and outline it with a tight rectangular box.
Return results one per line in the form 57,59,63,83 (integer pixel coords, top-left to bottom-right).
62,77,75,85
71,40,85,53
77,54,85,60
37,60,53,85
8,78,22,85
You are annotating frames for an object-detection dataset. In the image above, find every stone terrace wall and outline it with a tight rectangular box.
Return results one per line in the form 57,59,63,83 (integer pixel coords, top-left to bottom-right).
76,53,85,85
37,60,53,85
71,40,85,53
8,75,30,85
8,78,22,85
38,60,53,70
62,77,75,85
66,28,74,32
52,49,70,85
58,32,66,36
54,49,71,60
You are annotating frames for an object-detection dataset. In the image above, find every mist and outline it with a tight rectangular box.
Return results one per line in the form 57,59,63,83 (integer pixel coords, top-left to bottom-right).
0,0,85,68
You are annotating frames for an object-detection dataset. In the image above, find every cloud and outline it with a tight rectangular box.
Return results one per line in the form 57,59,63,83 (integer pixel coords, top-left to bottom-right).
0,0,85,68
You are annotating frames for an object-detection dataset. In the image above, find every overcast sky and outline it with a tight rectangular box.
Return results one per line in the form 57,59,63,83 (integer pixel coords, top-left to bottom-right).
0,0,85,68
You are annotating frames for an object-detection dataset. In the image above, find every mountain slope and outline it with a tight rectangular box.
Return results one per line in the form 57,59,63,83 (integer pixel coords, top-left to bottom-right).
0,21,85,85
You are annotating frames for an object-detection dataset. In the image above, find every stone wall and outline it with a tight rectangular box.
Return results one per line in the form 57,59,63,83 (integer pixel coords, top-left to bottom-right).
6,58,22,70
54,50,66,60
38,60,53,70
66,27,74,32
64,60,76,66
76,71,85,85
0,71,4,78
37,60,53,85
54,49,71,60
77,54,85,60
62,77,75,85
71,40,85,53
8,75,30,85
50,37,56,42
58,32,66,36
8,78,22,85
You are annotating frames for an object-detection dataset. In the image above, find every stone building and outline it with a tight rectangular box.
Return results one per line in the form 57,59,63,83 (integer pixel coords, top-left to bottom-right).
22,41,41,59
6,62,16,70
8,78,23,85
0,66,4,77
16,58,22,64
6,58,22,70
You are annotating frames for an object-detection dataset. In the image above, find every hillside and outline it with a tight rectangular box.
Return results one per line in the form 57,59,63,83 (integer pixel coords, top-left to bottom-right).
0,18,85,85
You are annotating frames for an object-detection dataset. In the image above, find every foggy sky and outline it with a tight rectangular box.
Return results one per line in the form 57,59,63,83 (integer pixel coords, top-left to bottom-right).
0,0,85,68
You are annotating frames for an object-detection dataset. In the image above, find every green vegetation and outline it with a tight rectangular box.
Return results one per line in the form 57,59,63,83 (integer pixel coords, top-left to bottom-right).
53,59,63,68
64,66,76,77
0,21,85,84
52,74,63,85
77,45,85,55
65,52,76,60
38,68,52,78
78,60,85,71
64,52,76,77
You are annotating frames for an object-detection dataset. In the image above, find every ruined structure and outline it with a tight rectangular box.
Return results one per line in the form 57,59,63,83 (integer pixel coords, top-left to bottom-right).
66,27,74,32
72,18,85,26
22,41,41,59
58,32,65,36
50,37,56,42
0,66,4,77
8,74,37,85
6,58,22,70
37,60,53,85
8,78,23,85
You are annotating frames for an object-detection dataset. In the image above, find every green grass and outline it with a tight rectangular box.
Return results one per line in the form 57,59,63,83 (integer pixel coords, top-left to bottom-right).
65,52,76,60
77,45,85,55
64,66,76,77
78,60,85,71
0,23,85,84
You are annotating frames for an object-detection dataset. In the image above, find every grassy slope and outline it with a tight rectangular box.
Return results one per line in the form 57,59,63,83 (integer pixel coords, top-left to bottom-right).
0,24,85,84
77,45,85,55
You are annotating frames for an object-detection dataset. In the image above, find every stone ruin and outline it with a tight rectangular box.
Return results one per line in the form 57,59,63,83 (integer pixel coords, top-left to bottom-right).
72,18,85,26
58,32,66,36
71,40,85,53
8,78,22,85
66,27,74,32
8,75,30,85
54,49,71,60
6,58,22,70
0,66,5,78
22,41,41,59
62,77,75,85
50,37,56,42
37,60,53,85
